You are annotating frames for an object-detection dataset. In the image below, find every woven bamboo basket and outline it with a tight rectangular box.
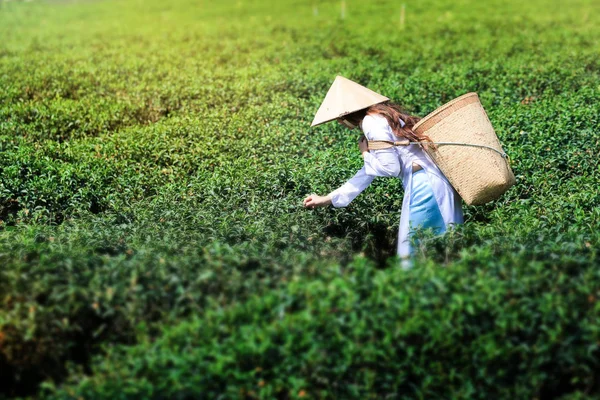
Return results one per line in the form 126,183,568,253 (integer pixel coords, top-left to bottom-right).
412,92,515,205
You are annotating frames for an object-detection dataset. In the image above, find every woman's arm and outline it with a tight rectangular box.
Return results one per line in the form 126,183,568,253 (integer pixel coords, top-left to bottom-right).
327,166,375,207
303,166,374,209
361,115,401,177
303,115,400,209
323,116,399,207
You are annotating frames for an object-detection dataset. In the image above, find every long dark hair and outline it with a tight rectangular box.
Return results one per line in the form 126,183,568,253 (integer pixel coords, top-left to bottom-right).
344,101,432,144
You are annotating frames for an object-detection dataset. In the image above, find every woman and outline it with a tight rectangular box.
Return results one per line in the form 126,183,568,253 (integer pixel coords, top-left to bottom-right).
303,76,463,267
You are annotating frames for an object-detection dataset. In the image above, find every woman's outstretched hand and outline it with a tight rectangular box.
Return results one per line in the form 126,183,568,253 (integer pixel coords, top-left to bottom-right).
303,194,332,209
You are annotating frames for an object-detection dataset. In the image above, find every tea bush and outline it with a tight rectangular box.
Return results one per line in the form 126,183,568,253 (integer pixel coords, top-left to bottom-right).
0,0,599,398
46,255,600,399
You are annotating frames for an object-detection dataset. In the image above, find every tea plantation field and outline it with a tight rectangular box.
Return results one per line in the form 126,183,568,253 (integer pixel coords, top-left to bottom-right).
1,0,599,398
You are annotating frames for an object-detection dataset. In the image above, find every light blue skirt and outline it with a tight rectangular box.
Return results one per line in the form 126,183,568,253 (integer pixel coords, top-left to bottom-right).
408,169,446,253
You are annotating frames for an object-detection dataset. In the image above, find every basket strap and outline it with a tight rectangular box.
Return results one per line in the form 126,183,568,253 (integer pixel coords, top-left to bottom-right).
367,140,509,159
367,140,409,150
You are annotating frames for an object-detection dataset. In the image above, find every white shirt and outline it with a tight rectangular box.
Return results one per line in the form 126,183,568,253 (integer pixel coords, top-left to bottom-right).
328,114,464,258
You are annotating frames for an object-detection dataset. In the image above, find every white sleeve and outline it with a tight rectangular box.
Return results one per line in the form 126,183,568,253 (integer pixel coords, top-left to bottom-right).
328,166,375,208
361,115,401,177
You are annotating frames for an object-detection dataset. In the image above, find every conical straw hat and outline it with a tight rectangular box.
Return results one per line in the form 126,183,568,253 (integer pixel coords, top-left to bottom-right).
311,76,389,127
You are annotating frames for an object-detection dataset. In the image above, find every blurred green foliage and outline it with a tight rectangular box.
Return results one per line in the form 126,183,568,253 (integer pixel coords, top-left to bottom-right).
0,0,599,398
